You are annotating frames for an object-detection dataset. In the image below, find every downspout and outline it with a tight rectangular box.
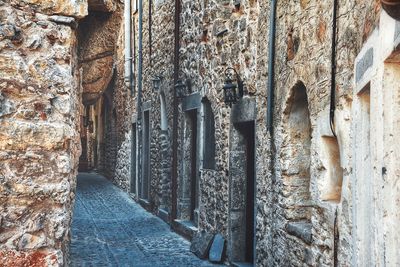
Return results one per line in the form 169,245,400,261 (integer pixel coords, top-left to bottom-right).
149,0,152,66
266,0,278,262
266,0,277,134
137,0,143,194
171,0,181,222
331,1,339,266
124,0,132,92
330,0,338,137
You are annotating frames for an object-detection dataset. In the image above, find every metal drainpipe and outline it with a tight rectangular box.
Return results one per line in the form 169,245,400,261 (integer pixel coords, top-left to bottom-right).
266,0,277,134
266,0,278,260
330,0,338,137
124,0,132,92
136,0,143,195
171,0,181,223
331,1,339,266
149,0,152,66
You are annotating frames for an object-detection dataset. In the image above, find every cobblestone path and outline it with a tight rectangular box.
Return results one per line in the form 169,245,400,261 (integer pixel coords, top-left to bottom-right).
70,172,221,267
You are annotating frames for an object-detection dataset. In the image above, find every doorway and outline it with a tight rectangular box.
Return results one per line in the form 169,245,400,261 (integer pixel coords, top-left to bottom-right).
131,122,137,194
177,93,202,233
141,110,150,200
187,109,199,223
229,120,256,264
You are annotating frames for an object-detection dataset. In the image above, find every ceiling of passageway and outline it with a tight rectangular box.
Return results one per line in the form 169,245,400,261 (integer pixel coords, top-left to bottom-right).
78,6,121,105
88,0,116,12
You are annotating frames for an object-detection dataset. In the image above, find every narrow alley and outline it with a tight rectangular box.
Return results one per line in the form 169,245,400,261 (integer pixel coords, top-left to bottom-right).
1,0,400,266
70,173,220,267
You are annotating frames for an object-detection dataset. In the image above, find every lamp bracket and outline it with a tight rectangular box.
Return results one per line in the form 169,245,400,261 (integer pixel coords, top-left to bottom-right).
225,67,244,98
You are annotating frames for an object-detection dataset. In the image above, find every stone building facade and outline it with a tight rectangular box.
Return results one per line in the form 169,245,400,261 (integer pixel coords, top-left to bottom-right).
1,0,400,266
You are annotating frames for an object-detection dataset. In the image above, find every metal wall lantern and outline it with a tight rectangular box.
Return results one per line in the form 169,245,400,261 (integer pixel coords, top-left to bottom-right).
151,75,163,93
175,79,186,99
222,67,244,107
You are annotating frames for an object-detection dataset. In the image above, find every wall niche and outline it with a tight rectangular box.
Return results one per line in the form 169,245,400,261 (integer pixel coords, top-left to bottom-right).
281,81,313,244
320,136,343,203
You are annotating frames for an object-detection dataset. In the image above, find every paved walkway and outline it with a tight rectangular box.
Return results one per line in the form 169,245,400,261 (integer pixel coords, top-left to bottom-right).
70,172,220,267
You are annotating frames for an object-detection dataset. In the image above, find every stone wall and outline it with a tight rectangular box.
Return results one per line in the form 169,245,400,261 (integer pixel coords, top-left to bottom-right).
254,0,380,266
351,13,400,266
81,0,398,266
0,0,85,265
101,0,177,213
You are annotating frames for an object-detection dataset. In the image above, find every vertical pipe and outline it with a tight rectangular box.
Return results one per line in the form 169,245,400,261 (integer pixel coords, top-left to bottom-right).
124,0,132,89
131,10,136,94
171,0,181,222
149,0,152,66
266,0,277,134
332,0,339,264
136,0,143,197
330,0,338,137
266,1,278,262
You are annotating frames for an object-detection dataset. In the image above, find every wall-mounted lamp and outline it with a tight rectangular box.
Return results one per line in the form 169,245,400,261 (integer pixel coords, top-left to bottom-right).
222,67,244,107
151,75,163,93
175,79,186,99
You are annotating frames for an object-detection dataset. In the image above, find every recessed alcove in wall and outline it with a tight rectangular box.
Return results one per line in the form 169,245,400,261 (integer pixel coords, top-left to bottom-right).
282,81,312,221
320,136,343,203
160,92,168,131
159,91,171,214
281,81,312,244
140,101,152,202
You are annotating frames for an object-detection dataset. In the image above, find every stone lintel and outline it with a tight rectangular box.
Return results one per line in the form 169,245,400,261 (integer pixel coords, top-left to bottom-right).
182,93,201,112
231,97,256,124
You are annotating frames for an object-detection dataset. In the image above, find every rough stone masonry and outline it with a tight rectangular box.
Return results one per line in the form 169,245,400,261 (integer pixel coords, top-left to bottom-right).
1,0,400,266
0,0,86,265
93,0,399,266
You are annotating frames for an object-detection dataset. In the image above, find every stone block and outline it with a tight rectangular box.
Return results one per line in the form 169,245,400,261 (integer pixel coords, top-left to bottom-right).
231,97,256,124
355,47,373,83
14,0,88,18
286,221,312,244
173,219,196,239
190,230,214,259
209,234,225,263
